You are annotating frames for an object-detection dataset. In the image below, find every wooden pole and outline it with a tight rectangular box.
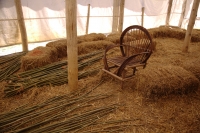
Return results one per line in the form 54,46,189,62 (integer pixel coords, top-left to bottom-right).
166,0,173,26
14,0,28,52
178,0,187,28
112,0,120,33
66,0,78,91
182,0,199,52
118,0,125,32
86,4,90,34
141,7,145,26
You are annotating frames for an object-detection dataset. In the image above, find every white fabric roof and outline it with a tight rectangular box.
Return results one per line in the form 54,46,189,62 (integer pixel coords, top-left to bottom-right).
0,0,199,46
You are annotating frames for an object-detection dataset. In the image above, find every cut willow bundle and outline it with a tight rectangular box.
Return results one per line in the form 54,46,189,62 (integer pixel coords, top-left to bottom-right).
4,51,103,97
0,86,116,133
0,52,27,82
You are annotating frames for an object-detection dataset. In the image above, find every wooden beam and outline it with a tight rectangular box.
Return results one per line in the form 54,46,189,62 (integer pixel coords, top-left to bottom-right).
166,0,173,26
182,0,199,52
14,0,28,52
178,0,187,28
66,0,78,91
141,7,145,26
112,0,120,33
86,4,90,34
118,0,125,32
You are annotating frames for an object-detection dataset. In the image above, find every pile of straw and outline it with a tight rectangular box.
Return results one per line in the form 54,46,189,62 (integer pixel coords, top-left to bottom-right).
148,27,200,42
46,39,67,58
133,64,199,98
21,46,57,71
105,33,121,44
78,33,106,43
78,40,114,55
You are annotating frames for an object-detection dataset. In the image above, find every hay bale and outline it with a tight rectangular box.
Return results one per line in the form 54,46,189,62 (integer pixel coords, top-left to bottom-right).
133,64,199,98
21,46,58,71
191,29,200,42
78,40,114,55
46,39,67,58
148,27,200,42
105,33,121,44
77,33,106,43
182,58,200,80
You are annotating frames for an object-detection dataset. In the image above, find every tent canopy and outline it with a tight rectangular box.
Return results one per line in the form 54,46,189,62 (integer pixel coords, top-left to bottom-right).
0,0,199,47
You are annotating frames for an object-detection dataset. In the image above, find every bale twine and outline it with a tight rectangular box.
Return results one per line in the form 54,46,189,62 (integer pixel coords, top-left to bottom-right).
182,58,200,80
77,33,106,43
133,64,199,98
105,33,121,44
46,39,67,58
21,46,58,71
78,40,114,55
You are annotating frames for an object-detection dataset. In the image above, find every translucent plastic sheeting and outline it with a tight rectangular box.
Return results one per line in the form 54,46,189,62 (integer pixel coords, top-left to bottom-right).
0,0,199,47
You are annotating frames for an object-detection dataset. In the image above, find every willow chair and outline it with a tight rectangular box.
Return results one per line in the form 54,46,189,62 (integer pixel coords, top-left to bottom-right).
102,25,153,88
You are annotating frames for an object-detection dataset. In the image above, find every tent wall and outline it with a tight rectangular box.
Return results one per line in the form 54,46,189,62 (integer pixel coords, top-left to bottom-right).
0,0,199,47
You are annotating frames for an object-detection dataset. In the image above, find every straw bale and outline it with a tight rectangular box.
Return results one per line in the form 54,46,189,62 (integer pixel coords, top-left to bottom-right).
133,64,199,98
105,33,121,44
77,33,106,43
148,27,200,42
78,40,114,55
191,29,200,42
21,46,58,71
182,58,200,80
46,39,67,58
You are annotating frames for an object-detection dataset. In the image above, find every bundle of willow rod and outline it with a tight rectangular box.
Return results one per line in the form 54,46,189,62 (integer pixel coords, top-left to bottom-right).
0,87,117,133
4,51,103,97
0,52,27,82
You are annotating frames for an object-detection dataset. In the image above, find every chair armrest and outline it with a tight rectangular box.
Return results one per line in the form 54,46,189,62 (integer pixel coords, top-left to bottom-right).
117,52,151,76
103,44,122,70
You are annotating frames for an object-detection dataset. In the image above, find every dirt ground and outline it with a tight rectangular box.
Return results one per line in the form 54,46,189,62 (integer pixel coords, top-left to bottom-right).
1,31,200,132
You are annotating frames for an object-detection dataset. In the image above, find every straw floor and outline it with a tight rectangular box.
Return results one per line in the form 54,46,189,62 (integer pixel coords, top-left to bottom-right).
1,28,200,132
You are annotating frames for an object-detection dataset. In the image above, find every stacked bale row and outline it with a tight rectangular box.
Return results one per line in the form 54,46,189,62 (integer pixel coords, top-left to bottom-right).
148,26,200,42
20,33,119,71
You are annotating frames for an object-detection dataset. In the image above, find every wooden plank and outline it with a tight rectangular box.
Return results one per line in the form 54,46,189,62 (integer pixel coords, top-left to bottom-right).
112,0,120,33
66,0,78,91
118,0,125,32
86,4,90,34
14,0,28,52
178,0,187,28
166,0,173,26
182,0,200,52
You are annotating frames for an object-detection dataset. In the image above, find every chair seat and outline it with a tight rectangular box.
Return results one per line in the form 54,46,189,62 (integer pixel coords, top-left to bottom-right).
107,56,145,68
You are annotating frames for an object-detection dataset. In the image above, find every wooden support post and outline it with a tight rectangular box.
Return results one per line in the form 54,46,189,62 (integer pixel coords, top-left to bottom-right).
86,4,90,34
178,0,187,28
118,0,125,32
14,0,28,52
66,0,78,91
112,0,120,33
166,0,173,26
141,7,145,26
182,0,199,53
